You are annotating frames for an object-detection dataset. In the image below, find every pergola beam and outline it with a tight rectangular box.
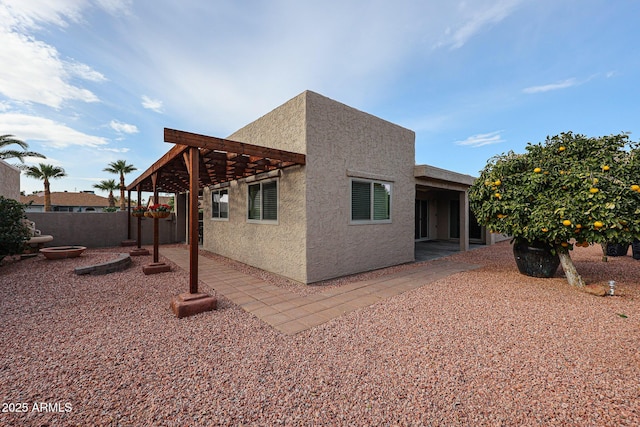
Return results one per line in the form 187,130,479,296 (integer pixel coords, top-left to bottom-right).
127,143,189,191
164,128,306,166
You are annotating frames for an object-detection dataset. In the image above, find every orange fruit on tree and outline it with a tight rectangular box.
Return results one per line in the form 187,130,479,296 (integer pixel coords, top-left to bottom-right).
593,221,604,228
561,242,569,248
602,165,610,171
631,184,640,191
494,179,502,186
534,167,542,173
589,187,599,194
558,146,566,152
562,219,572,226
541,227,548,232
494,193,501,199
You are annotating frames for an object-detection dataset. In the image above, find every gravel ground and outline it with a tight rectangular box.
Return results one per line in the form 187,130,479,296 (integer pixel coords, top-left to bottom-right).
0,242,638,426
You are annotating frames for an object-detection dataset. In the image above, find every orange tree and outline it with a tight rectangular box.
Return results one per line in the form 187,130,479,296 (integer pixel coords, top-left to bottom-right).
469,132,640,288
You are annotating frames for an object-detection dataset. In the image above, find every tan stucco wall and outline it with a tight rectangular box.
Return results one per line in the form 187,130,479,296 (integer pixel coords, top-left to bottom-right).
304,91,415,282
0,160,20,200
202,92,308,283
202,91,415,283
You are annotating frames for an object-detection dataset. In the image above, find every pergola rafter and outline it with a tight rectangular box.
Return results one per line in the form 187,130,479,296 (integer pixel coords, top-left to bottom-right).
127,129,305,194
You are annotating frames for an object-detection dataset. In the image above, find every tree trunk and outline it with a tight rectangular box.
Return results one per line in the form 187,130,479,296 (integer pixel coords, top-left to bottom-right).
119,175,126,211
600,242,608,262
558,251,585,288
44,179,51,212
108,191,115,208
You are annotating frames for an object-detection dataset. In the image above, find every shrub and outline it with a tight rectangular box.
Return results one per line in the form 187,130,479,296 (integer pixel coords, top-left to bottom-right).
0,196,31,261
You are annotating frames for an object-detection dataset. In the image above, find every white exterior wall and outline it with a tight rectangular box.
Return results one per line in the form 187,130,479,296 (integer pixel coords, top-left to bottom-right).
202,91,415,284
304,92,415,282
0,160,20,200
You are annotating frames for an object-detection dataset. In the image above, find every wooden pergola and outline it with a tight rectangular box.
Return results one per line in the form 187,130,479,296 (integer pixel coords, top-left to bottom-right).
126,128,306,309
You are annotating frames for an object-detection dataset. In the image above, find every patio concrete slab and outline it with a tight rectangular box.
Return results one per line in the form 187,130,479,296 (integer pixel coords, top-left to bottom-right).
161,247,479,335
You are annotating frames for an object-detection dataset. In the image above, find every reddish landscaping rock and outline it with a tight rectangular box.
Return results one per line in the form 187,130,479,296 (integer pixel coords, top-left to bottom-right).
170,292,217,318
120,240,137,247
583,284,607,296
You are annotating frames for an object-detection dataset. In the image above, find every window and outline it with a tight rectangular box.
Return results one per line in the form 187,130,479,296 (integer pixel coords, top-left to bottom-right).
351,179,391,223
212,189,228,219
248,180,278,222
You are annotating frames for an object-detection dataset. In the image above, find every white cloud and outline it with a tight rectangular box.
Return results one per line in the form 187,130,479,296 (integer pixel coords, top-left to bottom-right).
0,0,85,30
67,62,107,82
0,1,112,108
109,119,138,134
455,130,505,147
22,155,64,167
99,147,130,153
0,30,100,107
522,78,578,94
141,95,163,113
436,0,523,49
0,113,108,148
94,0,133,16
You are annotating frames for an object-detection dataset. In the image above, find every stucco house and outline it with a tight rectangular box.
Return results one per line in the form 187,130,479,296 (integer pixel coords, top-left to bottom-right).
130,90,502,285
0,159,20,200
198,91,498,284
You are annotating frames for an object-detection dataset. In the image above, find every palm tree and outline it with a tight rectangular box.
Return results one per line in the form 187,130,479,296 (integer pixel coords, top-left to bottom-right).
104,160,137,211
93,179,118,208
20,163,67,212
0,134,45,162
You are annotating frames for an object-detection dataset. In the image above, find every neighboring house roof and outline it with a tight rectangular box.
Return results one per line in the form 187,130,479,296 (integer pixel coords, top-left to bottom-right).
21,192,111,207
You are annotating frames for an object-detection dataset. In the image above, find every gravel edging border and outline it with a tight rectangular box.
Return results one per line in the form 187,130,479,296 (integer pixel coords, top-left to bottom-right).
74,253,132,275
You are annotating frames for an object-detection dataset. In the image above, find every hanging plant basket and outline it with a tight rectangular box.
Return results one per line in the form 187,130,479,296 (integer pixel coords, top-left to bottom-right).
152,211,170,219
512,240,560,278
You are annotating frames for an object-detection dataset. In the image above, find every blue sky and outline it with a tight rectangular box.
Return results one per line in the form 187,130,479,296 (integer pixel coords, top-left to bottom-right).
2,0,639,197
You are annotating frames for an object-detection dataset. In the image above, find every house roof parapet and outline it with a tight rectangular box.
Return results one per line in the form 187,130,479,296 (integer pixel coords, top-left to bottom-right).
414,164,476,190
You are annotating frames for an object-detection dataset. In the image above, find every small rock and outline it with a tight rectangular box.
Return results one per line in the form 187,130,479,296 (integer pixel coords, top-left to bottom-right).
583,284,607,297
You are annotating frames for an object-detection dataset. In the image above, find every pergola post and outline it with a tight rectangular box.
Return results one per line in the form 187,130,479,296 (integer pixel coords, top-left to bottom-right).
127,189,131,240
152,173,159,263
130,185,149,256
170,146,217,318
189,146,199,294
120,189,137,247
142,172,170,274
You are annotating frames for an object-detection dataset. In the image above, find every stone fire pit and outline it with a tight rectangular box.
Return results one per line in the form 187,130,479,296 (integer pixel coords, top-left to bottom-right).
40,246,87,260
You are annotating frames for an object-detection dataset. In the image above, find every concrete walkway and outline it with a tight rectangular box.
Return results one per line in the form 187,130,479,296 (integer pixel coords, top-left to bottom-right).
161,247,479,335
